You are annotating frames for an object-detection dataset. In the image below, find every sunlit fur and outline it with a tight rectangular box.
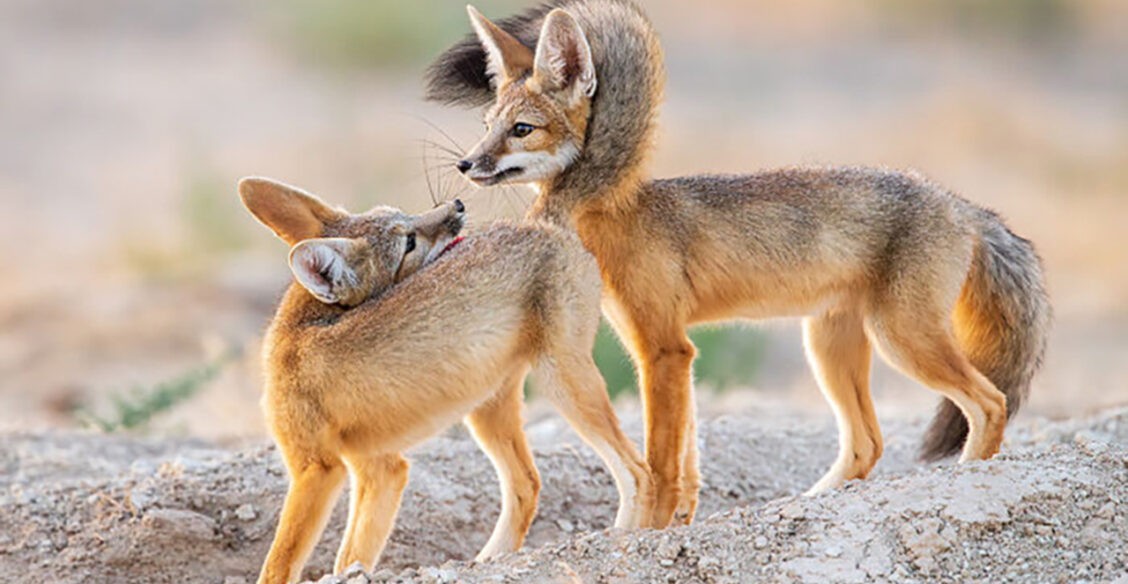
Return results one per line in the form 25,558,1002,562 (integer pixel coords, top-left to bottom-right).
436,0,1051,529
239,177,653,584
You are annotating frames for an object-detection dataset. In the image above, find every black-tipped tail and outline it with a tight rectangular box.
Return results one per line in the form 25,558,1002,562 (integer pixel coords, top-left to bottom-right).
920,211,1051,461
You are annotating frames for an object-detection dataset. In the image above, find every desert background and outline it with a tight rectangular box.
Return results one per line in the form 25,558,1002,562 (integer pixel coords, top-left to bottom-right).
2,0,1124,437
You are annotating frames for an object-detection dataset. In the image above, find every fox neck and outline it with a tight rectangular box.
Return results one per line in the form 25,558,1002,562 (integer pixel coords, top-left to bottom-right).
527,171,643,227
274,283,348,329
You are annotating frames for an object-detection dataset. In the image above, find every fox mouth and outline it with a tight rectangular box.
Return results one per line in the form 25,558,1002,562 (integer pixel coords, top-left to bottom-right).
424,234,465,264
470,166,524,186
423,216,466,264
440,236,465,255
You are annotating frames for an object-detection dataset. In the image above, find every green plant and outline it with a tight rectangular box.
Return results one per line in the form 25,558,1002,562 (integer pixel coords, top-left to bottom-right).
78,349,239,432
591,320,766,398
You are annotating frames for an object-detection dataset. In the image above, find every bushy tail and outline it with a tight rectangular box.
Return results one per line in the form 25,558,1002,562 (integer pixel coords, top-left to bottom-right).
921,210,1051,460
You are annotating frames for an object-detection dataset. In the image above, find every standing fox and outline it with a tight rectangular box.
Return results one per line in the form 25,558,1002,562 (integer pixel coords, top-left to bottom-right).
240,177,652,583
427,0,1051,527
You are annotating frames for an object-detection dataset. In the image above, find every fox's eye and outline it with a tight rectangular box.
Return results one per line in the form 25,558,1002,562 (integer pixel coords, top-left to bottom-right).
404,232,416,253
512,123,535,138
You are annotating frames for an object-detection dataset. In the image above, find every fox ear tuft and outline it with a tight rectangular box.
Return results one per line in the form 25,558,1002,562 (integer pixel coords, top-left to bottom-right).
467,5,534,88
533,9,596,100
288,238,362,305
239,177,346,246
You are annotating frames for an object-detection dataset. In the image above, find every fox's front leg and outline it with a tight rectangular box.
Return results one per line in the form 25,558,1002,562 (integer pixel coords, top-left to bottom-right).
634,327,698,528
258,454,347,584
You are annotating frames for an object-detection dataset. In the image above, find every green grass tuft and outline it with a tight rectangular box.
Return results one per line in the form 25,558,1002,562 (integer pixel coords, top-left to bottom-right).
78,350,239,432
592,321,766,398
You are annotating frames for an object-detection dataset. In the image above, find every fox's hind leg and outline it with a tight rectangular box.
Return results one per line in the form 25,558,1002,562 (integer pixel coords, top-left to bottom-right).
464,367,541,560
802,309,883,495
533,352,654,530
867,305,1007,462
332,452,409,574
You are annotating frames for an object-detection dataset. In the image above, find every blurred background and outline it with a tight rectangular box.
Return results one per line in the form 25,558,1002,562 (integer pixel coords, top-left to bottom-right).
1,0,1125,440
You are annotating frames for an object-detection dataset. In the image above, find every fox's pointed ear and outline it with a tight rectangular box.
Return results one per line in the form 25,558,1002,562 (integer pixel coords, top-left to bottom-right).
289,238,363,305
467,5,534,88
239,177,346,246
532,9,596,101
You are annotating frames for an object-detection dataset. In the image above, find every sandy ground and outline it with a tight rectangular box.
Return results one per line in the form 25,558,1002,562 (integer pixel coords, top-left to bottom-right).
1,0,1127,440
1,407,1124,583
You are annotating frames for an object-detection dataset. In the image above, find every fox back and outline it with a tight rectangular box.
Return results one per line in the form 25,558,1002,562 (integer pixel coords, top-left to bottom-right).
239,178,600,452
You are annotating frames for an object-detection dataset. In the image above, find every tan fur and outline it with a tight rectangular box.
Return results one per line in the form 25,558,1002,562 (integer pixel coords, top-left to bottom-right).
450,2,1050,529
240,177,653,583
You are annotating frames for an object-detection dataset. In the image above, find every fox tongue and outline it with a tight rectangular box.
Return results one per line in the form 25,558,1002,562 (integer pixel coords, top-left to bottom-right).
441,236,465,256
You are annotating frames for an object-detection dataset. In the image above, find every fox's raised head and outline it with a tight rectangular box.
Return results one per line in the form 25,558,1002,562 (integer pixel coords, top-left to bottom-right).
457,6,596,187
239,177,465,307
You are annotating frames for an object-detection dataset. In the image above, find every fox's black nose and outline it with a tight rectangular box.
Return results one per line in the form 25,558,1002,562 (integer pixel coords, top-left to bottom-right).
452,199,465,213
456,160,473,174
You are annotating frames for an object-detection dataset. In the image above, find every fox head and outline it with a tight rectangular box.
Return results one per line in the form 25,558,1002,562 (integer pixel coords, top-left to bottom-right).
457,6,596,188
239,177,465,307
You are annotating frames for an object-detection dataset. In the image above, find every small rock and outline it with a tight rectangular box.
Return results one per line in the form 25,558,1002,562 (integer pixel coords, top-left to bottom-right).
316,574,342,584
128,488,156,512
780,501,805,519
825,546,842,558
223,577,248,584
234,504,258,521
342,562,366,578
1095,502,1115,519
556,518,574,533
753,536,769,549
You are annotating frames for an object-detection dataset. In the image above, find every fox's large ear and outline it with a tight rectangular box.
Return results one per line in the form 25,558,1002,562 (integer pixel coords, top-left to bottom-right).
467,5,534,88
288,238,364,305
532,9,596,101
239,177,346,246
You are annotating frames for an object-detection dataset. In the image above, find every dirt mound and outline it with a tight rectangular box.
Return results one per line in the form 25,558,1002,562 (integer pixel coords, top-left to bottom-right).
0,409,1124,583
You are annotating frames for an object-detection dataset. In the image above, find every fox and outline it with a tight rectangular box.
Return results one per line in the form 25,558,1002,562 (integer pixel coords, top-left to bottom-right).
238,177,653,583
426,0,1052,528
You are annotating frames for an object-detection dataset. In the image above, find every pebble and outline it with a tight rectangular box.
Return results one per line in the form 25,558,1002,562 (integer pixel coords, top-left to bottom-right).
128,489,156,514
779,501,805,519
342,562,366,578
234,504,258,521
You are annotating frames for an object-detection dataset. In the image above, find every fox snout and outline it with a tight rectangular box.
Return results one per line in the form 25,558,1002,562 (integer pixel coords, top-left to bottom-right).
457,154,509,186
418,198,466,238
